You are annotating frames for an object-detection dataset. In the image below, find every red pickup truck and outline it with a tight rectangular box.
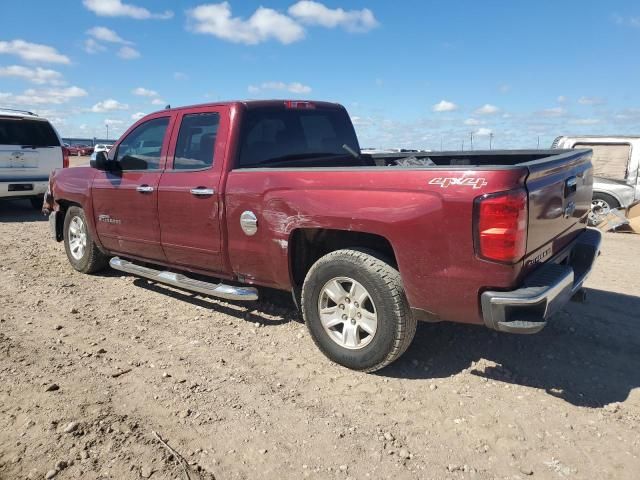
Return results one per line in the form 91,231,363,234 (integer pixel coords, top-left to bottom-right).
44,100,601,372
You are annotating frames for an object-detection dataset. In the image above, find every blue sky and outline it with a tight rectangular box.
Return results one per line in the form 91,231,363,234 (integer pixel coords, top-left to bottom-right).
1,0,640,150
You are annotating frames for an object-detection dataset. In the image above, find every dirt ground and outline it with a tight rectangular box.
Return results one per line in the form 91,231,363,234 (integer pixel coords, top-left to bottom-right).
0,199,639,480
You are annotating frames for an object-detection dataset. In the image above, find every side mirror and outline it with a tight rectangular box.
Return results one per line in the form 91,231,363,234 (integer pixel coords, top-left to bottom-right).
90,151,110,170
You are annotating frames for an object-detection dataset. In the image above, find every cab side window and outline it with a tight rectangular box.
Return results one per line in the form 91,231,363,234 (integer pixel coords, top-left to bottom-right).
115,117,169,170
173,113,220,170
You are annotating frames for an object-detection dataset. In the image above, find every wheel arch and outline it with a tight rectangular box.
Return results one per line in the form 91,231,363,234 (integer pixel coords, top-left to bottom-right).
592,189,622,208
288,228,398,292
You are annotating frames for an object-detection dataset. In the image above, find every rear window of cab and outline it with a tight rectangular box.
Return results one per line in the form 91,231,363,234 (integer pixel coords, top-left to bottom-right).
0,118,60,147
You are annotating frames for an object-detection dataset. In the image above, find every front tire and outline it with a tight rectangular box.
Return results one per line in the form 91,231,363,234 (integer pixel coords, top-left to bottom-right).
63,206,109,273
589,192,620,226
301,249,416,372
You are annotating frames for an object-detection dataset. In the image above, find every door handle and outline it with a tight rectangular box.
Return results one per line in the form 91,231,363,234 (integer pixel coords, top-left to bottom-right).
564,176,577,197
136,185,154,193
190,187,215,196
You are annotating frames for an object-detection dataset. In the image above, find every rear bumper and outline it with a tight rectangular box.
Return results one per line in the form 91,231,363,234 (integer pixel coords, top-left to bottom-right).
481,228,602,334
0,179,48,198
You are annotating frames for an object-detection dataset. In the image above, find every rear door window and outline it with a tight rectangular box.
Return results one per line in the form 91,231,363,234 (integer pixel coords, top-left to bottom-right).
173,113,220,170
237,107,359,168
0,118,59,147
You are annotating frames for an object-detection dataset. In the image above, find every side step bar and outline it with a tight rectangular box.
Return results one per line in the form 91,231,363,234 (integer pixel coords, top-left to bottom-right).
109,257,258,302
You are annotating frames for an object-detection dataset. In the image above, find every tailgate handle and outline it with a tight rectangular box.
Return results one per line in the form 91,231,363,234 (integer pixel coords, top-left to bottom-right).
564,176,577,197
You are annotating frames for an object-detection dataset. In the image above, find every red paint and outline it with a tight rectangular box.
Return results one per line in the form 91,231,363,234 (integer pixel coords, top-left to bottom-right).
49,101,593,327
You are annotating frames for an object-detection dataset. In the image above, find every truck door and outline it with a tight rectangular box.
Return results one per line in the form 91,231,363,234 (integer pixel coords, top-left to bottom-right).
157,106,228,272
91,115,172,262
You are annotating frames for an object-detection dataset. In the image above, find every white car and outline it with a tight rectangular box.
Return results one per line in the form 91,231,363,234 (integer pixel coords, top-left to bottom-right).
0,108,67,208
90,143,114,161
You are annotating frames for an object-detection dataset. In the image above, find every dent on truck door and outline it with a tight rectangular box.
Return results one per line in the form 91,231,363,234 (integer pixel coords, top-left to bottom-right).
91,116,171,262
157,108,227,272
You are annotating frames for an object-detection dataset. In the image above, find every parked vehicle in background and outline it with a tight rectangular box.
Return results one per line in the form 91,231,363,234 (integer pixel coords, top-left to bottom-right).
45,100,600,372
75,144,94,156
0,108,68,208
552,136,640,224
90,144,113,161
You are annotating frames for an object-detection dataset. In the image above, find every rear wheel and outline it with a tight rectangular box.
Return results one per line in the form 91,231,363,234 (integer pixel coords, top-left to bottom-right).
302,249,416,372
63,206,109,273
589,192,620,225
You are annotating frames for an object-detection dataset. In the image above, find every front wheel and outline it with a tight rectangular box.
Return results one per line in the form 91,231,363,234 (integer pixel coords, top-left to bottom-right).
589,192,620,226
301,249,416,372
63,206,109,273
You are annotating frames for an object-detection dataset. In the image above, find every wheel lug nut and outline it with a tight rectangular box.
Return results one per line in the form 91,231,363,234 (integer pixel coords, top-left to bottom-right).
354,302,359,308
357,312,361,318
339,304,345,309
345,298,350,303
350,318,356,325
342,314,347,320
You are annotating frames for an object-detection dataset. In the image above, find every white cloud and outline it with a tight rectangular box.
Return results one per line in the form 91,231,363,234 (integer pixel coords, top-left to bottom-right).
464,118,483,126
132,87,158,97
432,100,458,112
612,13,640,27
350,116,373,127
84,38,107,54
91,99,129,112
151,98,167,106
104,118,124,126
0,65,64,85
83,0,173,20
474,104,500,115
570,118,601,125
474,127,493,137
0,39,70,64
578,96,605,106
173,72,188,80
117,46,140,59
1,86,87,105
557,95,567,103
131,111,146,121
498,84,511,93
248,81,312,94
86,26,132,44
537,107,567,117
187,2,305,45
288,1,378,32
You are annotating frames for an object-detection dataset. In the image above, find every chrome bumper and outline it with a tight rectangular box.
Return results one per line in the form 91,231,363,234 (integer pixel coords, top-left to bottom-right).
481,228,602,334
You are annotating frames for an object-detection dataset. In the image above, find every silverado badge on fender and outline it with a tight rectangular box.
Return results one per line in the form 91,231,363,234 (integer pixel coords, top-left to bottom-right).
98,214,121,224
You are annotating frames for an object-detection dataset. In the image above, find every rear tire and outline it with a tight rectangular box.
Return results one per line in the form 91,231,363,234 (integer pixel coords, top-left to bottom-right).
301,249,416,372
63,206,109,274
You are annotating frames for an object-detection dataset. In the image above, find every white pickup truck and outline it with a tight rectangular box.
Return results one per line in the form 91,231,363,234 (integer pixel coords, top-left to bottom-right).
0,108,68,208
553,135,640,223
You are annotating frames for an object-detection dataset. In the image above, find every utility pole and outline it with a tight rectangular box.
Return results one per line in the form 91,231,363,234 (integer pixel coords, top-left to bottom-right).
470,132,474,151
440,136,443,151
489,132,494,150
461,140,464,151
537,136,540,149
105,123,109,141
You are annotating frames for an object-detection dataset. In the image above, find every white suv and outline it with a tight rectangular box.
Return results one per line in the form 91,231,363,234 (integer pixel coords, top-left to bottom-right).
0,108,67,208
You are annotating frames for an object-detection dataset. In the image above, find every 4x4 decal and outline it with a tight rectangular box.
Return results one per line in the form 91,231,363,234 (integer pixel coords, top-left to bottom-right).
429,177,488,189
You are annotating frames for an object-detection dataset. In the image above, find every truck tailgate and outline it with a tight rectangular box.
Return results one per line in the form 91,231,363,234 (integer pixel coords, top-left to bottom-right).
524,149,593,263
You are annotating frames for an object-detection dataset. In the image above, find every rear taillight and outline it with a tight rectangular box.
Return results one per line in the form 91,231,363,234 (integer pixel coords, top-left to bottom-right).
474,189,528,263
62,146,69,168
